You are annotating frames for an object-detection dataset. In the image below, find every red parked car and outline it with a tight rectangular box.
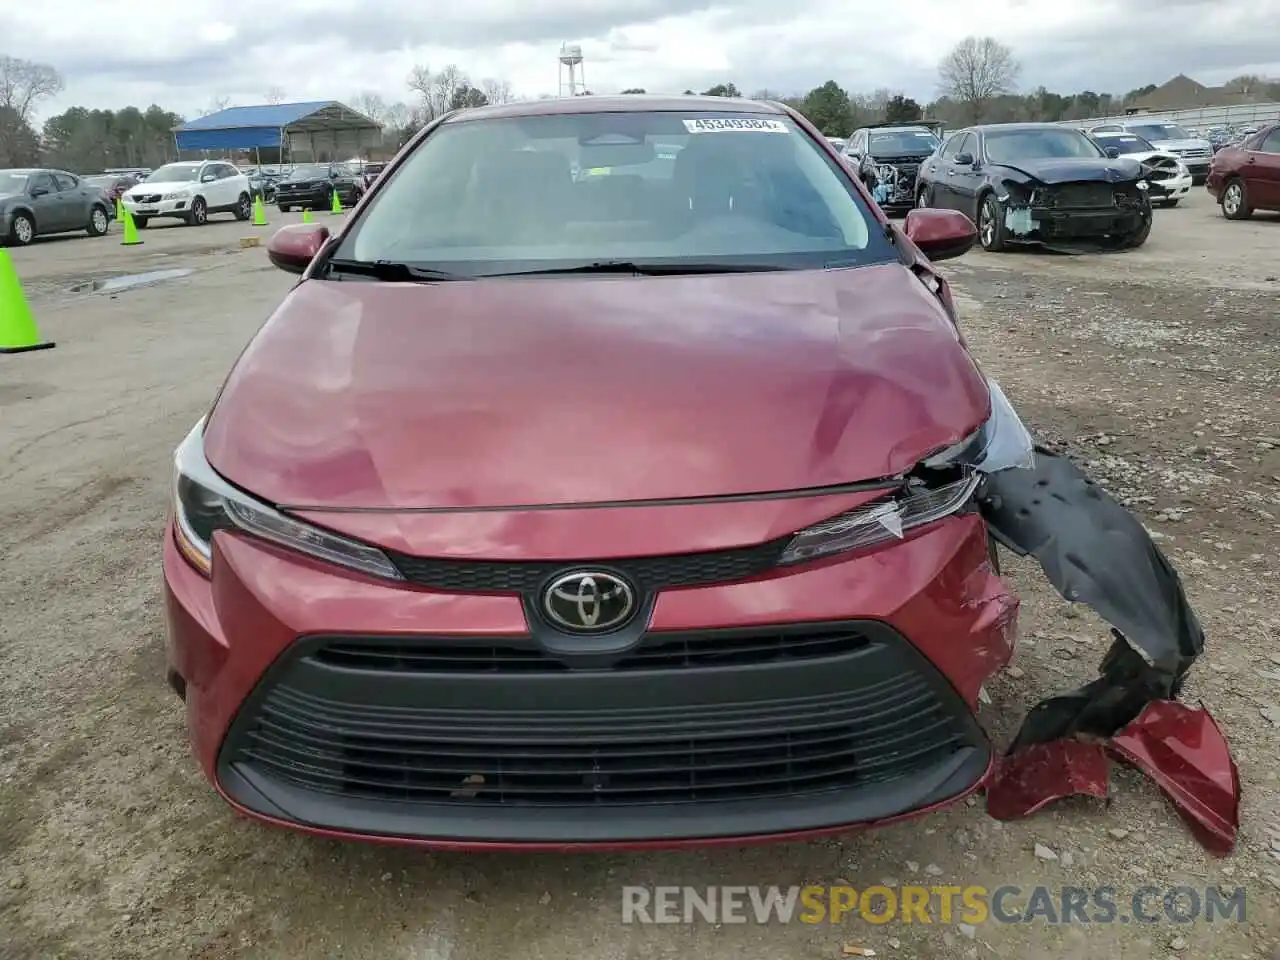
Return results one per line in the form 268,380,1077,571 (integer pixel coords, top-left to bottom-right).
164,96,1098,850
1205,121,1280,219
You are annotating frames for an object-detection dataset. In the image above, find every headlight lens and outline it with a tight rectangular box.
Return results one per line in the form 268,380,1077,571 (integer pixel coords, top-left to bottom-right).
170,190,191,199
779,378,1034,566
778,472,980,565
171,421,403,581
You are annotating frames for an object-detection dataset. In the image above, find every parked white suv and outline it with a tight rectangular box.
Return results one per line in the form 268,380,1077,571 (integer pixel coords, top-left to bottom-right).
121,160,252,228
1087,121,1213,184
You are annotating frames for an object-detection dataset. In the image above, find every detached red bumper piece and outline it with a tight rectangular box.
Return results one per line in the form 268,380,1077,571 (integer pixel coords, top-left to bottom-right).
979,449,1241,855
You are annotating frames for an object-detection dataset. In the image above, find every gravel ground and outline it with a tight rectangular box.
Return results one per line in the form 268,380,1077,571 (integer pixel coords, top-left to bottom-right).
1,192,1278,959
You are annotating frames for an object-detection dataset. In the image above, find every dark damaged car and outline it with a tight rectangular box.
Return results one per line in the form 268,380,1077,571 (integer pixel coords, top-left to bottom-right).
163,96,1237,854
842,121,943,216
917,123,1153,252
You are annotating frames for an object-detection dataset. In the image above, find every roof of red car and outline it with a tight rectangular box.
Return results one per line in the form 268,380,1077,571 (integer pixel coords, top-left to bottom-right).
444,94,789,123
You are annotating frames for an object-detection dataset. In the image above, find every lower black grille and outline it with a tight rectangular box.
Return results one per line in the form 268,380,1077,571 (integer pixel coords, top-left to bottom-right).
386,536,789,593
313,627,869,673
234,669,962,806
218,621,989,841
1047,182,1116,208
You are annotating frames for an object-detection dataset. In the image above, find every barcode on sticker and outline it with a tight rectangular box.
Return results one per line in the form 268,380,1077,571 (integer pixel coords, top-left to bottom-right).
683,118,788,134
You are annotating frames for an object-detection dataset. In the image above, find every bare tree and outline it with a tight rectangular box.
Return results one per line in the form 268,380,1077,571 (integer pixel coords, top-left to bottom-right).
479,78,515,105
350,91,389,124
431,65,466,116
199,94,233,117
0,55,64,123
265,86,285,104
407,64,441,120
937,36,1020,123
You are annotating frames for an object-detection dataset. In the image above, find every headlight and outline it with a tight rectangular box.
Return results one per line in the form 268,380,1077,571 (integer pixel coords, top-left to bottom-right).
169,190,191,199
778,378,1034,566
1136,181,1149,191
171,421,403,581
778,472,980,565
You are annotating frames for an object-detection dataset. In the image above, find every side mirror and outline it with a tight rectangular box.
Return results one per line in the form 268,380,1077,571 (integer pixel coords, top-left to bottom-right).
953,152,975,166
267,223,331,274
903,208,977,262
1104,145,1121,159
30,187,49,197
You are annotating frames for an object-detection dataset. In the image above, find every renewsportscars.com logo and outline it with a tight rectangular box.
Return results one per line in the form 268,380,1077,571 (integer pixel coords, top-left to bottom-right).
621,885,1248,926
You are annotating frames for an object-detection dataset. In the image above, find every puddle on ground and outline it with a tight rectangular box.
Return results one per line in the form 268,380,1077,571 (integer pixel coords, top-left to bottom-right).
70,268,194,294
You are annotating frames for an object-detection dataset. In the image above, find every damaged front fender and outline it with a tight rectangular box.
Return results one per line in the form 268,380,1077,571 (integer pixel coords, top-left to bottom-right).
967,404,1236,852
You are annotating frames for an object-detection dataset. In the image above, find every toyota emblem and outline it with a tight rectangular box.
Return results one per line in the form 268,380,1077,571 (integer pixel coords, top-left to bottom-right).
542,571,636,633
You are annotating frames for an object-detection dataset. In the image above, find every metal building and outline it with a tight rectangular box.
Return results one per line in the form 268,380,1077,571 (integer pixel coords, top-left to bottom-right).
173,101,383,162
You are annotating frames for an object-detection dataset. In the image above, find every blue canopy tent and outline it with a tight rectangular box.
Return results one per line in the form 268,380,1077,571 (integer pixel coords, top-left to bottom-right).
173,101,382,161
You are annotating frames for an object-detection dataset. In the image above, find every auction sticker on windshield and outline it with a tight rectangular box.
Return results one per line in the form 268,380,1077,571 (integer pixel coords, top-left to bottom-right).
683,118,788,133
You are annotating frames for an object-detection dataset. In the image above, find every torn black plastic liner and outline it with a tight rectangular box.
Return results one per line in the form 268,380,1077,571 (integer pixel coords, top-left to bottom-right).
978,447,1205,752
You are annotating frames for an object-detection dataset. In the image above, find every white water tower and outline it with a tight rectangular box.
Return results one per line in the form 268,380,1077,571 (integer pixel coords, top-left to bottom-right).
559,43,586,97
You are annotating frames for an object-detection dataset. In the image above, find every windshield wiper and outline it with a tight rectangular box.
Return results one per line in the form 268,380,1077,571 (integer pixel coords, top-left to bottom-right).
325,259,467,282
491,260,791,277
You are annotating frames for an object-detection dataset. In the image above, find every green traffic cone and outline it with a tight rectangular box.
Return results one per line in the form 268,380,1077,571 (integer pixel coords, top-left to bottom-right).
0,249,55,354
330,189,343,215
120,207,144,246
115,196,124,221
252,195,268,226
302,207,313,224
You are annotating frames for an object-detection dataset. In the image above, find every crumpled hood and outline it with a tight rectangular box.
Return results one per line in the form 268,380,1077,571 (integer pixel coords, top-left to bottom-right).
993,157,1143,185
1116,150,1181,166
203,262,992,510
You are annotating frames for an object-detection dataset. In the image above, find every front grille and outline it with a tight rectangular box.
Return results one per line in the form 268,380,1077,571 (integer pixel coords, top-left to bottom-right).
386,536,789,593
135,193,162,203
313,627,869,674
1174,148,1209,159
228,653,965,807
1045,182,1115,208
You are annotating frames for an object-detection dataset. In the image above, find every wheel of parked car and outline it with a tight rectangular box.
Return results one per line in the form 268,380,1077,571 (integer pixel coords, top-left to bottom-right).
1220,178,1253,220
1116,208,1152,249
7,212,36,246
135,217,150,229
278,204,291,213
234,193,252,221
86,205,110,237
186,197,208,226
1160,199,1180,208
977,193,1007,252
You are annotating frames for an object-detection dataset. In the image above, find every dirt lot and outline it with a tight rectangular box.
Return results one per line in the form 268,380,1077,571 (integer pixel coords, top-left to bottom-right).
2,193,1278,959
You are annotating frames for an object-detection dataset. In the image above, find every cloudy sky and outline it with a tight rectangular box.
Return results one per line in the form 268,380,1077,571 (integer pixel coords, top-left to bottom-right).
7,0,1280,121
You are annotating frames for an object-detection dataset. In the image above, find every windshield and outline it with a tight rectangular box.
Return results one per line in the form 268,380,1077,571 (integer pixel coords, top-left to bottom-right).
984,128,1105,163
868,130,941,156
148,164,201,183
0,171,30,194
287,165,329,180
1095,133,1155,153
1128,123,1193,141
341,110,888,276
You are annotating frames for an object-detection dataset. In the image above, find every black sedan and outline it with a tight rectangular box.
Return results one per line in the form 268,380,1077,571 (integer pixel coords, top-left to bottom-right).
1,168,112,246
274,164,364,212
915,123,1152,252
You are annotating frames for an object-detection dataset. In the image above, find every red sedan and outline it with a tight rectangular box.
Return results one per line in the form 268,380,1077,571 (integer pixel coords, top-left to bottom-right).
165,95,1215,851
1205,121,1280,219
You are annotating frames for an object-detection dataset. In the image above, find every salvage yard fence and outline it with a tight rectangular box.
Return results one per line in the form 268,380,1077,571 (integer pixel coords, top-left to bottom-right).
1057,102,1280,131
